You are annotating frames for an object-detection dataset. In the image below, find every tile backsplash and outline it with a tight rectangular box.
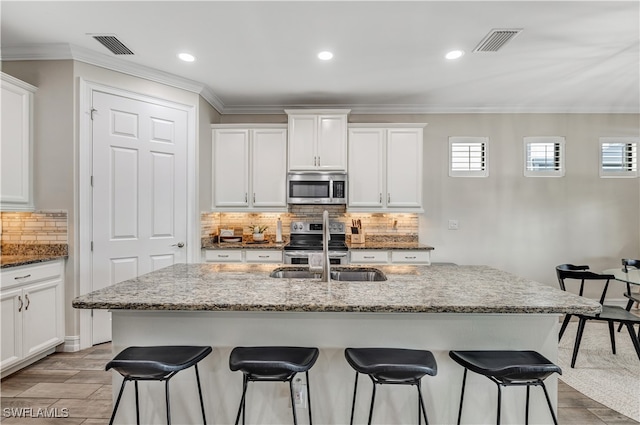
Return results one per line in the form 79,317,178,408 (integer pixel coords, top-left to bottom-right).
1,211,68,245
201,206,418,242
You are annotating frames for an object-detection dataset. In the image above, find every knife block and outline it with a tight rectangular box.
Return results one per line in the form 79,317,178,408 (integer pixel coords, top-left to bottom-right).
351,233,365,244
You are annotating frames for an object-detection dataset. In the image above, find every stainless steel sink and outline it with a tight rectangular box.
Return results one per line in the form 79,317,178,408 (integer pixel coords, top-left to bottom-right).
269,267,387,281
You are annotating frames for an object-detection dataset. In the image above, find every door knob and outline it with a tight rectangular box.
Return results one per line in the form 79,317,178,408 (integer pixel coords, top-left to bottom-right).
172,242,185,248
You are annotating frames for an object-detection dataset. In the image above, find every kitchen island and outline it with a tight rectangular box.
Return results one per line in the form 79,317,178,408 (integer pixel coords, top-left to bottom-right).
73,263,600,424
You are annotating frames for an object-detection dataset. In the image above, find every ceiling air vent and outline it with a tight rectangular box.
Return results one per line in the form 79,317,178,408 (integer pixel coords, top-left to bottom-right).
92,35,134,55
473,29,522,52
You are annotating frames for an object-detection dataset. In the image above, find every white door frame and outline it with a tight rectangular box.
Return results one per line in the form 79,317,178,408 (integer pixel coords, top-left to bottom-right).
77,79,198,350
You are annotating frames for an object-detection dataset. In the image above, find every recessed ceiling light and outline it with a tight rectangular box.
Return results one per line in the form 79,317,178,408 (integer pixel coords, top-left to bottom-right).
318,51,334,61
445,50,464,60
178,53,195,62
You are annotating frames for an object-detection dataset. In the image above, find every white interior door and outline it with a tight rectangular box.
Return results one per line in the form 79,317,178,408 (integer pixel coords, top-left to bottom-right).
91,91,188,344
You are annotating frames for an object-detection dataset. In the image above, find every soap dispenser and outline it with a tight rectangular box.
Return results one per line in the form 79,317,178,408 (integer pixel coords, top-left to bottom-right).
275,217,283,243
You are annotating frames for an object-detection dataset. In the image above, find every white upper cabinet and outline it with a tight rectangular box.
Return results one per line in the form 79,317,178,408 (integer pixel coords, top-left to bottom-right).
212,125,287,211
348,128,385,208
286,109,349,171
348,124,425,212
1,73,36,211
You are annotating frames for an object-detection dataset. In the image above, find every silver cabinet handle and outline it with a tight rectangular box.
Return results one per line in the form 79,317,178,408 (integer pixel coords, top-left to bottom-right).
258,255,269,258
18,295,23,312
379,193,382,203
387,193,391,203
314,156,317,166
318,156,320,166
14,274,31,280
25,294,30,310
171,242,185,248
245,193,248,202
253,193,256,203
364,256,375,259
405,256,417,259
218,254,229,258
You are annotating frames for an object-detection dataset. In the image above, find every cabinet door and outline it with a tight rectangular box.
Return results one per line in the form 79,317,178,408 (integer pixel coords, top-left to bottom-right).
1,76,34,210
386,128,423,209
348,128,385,208
0,288,24,370
22,278,64,358
317,115,347,170
213,129,250,207
252,129,287,207
288,115,317,170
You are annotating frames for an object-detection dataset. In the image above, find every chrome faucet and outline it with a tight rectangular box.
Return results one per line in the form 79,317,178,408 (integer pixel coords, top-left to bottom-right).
321,210,331,282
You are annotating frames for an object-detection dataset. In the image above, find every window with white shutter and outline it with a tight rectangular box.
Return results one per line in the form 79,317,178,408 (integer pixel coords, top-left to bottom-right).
449,137,489,177
600,138,638,178
524,137,565,177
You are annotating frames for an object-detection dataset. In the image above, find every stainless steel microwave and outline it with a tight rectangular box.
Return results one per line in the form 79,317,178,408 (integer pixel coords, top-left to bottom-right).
286,172,347,204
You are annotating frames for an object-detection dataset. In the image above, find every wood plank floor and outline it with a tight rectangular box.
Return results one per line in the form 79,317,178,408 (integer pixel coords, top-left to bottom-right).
1,342,638,424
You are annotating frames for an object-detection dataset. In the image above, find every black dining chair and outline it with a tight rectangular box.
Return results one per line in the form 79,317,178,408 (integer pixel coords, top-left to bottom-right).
617,259,640,334
556,264,640,367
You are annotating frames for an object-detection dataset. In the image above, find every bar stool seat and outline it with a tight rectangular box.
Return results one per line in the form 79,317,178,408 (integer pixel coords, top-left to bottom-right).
229,346,319,425
106,345,212,425
344,348,437,425
449,350,561,425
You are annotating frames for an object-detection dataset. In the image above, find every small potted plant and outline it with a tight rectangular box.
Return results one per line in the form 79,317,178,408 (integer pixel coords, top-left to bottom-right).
249,224,268,242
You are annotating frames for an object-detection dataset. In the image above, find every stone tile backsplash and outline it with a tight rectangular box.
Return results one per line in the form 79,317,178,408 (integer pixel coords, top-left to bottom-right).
1,211,68,245
201,206,418,240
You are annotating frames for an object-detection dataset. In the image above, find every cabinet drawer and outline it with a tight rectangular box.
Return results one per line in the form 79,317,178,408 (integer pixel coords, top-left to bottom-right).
245,250,283,263
205,250,243,263
390,250,430,264
350,250,389,264
1,261,63,290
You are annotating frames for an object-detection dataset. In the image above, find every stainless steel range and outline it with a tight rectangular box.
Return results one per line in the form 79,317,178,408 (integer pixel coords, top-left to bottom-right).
283,220,348,265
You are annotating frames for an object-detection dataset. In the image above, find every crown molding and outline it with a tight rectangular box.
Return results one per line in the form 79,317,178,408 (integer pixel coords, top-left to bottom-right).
221,103,639,115
0,43,225,113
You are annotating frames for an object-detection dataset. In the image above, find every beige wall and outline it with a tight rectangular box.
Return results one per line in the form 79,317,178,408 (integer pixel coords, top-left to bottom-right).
199,96,221,210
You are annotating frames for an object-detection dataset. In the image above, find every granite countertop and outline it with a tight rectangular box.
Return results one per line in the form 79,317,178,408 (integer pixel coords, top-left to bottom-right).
203,241,287,250
1,254,67,269
72,263,601,315
348,242,434,250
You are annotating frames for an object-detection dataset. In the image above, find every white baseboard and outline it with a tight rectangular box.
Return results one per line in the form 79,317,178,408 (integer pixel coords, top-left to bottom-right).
61,335,81,352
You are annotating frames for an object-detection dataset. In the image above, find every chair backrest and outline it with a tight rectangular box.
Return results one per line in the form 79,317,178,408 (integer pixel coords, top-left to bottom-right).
555,264,615,305
622,258,640,272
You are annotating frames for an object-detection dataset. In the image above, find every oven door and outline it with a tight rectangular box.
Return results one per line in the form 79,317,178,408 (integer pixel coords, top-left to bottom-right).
284,251,348,265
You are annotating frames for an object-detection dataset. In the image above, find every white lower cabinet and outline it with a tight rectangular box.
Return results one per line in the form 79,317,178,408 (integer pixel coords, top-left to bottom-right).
350,250,431,265
350,250,389,264
1,260,65,375
205,250,243,263
204,249,283,264
245,250,282,263
390,250,431,264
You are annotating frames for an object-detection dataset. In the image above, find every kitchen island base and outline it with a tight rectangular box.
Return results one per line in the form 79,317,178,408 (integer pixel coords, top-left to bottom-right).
110,310,559,424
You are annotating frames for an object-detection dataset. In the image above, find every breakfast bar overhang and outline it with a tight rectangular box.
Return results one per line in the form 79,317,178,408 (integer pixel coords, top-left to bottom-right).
73,263,601,424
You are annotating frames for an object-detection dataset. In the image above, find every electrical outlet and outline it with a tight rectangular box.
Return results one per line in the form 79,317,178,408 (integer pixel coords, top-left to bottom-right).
293,378,307,408
448,219,459,230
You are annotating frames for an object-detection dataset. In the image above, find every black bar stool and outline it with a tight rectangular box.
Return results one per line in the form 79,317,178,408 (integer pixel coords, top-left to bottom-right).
344,347,438,425
229,346,319,425
449,350,561,425
106,345,212,425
